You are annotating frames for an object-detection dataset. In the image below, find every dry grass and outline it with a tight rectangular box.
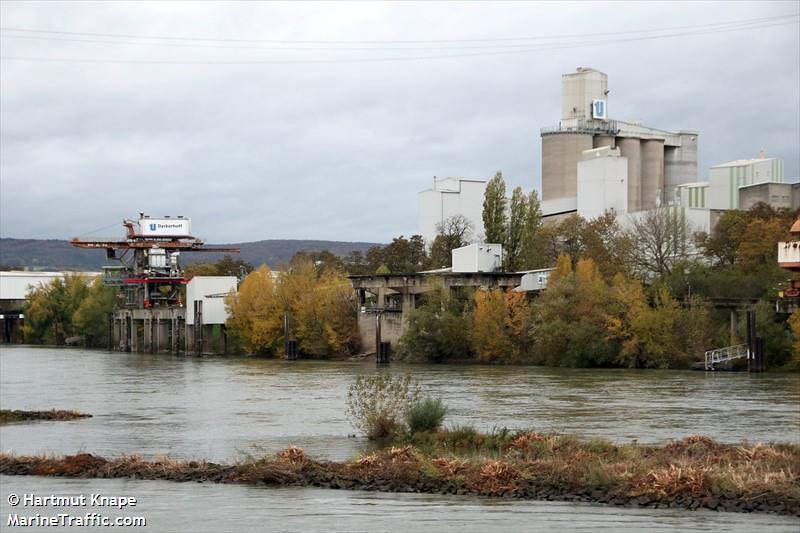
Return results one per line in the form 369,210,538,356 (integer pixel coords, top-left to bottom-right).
1,436,797,515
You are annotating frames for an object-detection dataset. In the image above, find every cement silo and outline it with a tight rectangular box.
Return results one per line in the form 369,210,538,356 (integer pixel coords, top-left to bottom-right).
664,132,699,205
541,132,594,200
616,137,642,212
641,139,665,209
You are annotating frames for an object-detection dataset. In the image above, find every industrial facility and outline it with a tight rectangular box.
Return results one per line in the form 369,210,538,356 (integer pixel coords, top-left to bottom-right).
351,243,552,353
540,67,698,221
70,214,239,354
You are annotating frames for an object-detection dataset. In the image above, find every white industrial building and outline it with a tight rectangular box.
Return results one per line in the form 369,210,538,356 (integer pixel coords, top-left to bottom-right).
708,156,786,210
451,243,504,273
417,177,487,244
185,276,238,326
0,271,100,301
576,146,628,220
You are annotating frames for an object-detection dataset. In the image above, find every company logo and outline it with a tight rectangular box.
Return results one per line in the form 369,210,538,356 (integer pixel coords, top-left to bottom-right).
149,223,157,231
592,99,607,120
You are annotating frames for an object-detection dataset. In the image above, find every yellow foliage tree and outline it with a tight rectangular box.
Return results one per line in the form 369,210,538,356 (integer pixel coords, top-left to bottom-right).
471,289,513,362
789,310,800,366
549,254,573,284
225,265,283,355
226,260,359,357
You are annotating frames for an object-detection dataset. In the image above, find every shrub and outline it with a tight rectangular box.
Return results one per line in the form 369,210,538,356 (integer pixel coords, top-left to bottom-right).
445,424,480,448
345,373,420,440
406,397,447,434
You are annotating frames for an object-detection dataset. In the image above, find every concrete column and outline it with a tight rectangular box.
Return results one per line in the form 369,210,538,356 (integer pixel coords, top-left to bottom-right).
377,287,386,309
617,137,642,212
129,318,138,352
113,319,121,351
641,139,665,210
171,318,179,354
143,316,152,353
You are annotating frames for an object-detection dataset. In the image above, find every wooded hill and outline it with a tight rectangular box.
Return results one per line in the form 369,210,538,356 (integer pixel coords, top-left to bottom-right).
0,238,380,271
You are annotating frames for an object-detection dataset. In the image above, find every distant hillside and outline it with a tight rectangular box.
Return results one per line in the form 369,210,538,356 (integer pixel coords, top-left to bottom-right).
0,238,380,271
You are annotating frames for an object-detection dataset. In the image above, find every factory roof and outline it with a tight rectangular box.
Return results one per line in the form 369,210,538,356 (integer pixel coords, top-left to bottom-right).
711,157,780,168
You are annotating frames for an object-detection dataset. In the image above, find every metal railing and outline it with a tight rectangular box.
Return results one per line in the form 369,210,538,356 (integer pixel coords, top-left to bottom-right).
704,344,749,371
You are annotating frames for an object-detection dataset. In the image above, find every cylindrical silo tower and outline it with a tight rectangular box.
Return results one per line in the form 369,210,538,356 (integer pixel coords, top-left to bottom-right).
541,132,594,200
641,139,665,209
616,137,642,212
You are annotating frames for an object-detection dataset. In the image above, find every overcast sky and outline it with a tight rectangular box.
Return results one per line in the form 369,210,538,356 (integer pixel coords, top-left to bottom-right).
1,1,798,244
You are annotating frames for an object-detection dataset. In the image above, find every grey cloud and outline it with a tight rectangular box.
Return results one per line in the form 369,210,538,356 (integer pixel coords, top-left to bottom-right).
1,1,798,243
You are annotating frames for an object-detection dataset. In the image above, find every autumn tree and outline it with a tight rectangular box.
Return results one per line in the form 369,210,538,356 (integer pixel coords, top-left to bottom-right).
225,265,284,355
530,257,618,367
471,289,514,362
482,171,507,244
736,218,789,274
697,210,748,266
789,310,800,367
279,257,359,357
581,212,632,279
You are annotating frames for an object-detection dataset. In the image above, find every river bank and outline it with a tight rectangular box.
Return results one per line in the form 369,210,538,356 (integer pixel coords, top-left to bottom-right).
2,434,797,517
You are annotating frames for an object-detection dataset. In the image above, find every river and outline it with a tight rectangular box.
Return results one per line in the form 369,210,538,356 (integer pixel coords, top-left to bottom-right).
1,345,798,532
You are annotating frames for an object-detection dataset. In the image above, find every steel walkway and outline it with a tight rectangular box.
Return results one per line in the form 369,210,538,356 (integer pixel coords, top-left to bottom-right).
704,344,749,370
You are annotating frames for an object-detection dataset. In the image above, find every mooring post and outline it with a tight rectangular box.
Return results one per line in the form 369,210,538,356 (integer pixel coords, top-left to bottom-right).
375,311,382,363
746,310,757,372
107,313,113,352
284,313,290,358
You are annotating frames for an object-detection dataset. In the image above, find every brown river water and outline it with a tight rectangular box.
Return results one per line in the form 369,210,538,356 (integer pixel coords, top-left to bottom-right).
1,345,798,532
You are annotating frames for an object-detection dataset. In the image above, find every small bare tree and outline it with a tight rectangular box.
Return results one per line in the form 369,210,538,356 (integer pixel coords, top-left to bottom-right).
626,207,693,279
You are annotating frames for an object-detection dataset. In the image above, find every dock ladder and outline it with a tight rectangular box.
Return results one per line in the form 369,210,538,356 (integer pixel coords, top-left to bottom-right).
704,344,749,371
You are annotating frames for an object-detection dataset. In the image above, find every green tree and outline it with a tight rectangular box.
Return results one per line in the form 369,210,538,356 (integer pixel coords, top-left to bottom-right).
519,190,543,269
506,187,528,271
396,284,471,362
697,210,748,266
482,171,507,244
185,255,254,279
72,278,117,347
23,274,90,345
736,218,788,274
581,212,632,279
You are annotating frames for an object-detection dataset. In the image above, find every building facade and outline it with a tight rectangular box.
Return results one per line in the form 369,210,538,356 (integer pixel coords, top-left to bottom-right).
417,176,487,244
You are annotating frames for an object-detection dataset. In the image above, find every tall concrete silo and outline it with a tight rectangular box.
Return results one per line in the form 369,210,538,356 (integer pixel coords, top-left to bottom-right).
641,139,665,209
541,133,594,200
664,132,699,205
616,137,642,212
